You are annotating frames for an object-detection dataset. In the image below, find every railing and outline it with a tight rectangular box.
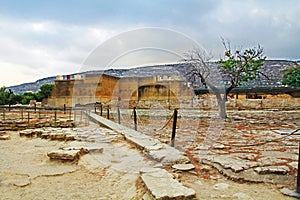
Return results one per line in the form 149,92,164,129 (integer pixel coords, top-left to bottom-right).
91,103,179,146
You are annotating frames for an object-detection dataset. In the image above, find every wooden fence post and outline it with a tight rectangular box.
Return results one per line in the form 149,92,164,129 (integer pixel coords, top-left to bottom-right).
133,107,137,131
171,109,178,147
100,103,103,116
27,111,30,127
117,104,121,124
54,110,57,127
107,105,110,120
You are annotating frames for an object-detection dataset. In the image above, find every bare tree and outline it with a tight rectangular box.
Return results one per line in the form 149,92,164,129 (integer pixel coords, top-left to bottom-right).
182,41,266,119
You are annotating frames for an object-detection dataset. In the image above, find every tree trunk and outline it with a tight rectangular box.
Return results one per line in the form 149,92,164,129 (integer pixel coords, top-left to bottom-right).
215,93,227,119
207,82,230,119
219,98,227,119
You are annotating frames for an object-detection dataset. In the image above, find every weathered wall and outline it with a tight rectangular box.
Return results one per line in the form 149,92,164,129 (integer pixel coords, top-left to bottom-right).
48,74,194,108
193,94,300,110
229,98,300,110
48,74,120,107
112,76,193,108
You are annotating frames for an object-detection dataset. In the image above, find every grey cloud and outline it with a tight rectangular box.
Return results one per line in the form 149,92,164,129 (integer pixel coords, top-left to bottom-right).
0,16,121,86
184,0,300,60
82,28,203,72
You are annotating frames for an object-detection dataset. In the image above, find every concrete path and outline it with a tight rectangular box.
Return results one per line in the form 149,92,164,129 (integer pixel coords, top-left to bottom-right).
85,112,189,165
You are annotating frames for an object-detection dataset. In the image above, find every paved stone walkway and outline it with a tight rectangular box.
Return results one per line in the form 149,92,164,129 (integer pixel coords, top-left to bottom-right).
186,111,300,188
85,110,300,188
86,112,190,165
107,109,300,196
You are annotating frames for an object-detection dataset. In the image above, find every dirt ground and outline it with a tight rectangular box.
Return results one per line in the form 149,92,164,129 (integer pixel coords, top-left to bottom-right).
0,126,296,200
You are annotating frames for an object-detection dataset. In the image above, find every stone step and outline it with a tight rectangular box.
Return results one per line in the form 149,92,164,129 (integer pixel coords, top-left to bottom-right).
140,168,196,200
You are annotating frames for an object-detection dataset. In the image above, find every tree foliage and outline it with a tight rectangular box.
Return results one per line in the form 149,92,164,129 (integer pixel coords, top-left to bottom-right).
219,40,266,93
0,84,54,105
36,84,54,101
282,64,300,87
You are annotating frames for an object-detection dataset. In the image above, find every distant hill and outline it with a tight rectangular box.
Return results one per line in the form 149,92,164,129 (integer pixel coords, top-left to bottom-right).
8,76,56,94
7,60,298,94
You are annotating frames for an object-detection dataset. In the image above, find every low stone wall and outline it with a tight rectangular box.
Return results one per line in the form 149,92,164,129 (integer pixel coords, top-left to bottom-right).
0,119,75,131
227,98,300,110
190,96,300,110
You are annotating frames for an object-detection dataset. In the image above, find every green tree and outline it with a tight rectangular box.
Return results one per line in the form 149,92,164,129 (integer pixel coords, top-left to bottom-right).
36,84,54,101
0,87,9,105
218,41,266,118
183,40,266,119
0,84,54,105
21,92,36,104
10,94,23,104
0,87,14,105
282,64,300,87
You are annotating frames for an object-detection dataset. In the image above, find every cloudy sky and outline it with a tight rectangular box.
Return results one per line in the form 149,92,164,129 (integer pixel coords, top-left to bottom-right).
0,0,299,87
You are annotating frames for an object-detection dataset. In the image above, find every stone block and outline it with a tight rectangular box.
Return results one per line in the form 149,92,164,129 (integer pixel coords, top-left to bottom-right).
0,132,10,140
140,168,196,199
232,192,254,200
205,155,258,173
86,146,104,154
254,166,290,175
47,149,81,161
214,183,229,190
65,134,76,141
146,145,189,165
288,162,298,170
50,132,66,140
19,129,35,137
280,188,300,198
172,163,195,171
40,132,50,139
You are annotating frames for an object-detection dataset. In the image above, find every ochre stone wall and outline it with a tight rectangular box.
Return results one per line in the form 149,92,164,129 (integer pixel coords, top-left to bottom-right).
48,74,120,107
48,74,194,108
230,98,300,110
112,76,193,108
194,94,300,110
